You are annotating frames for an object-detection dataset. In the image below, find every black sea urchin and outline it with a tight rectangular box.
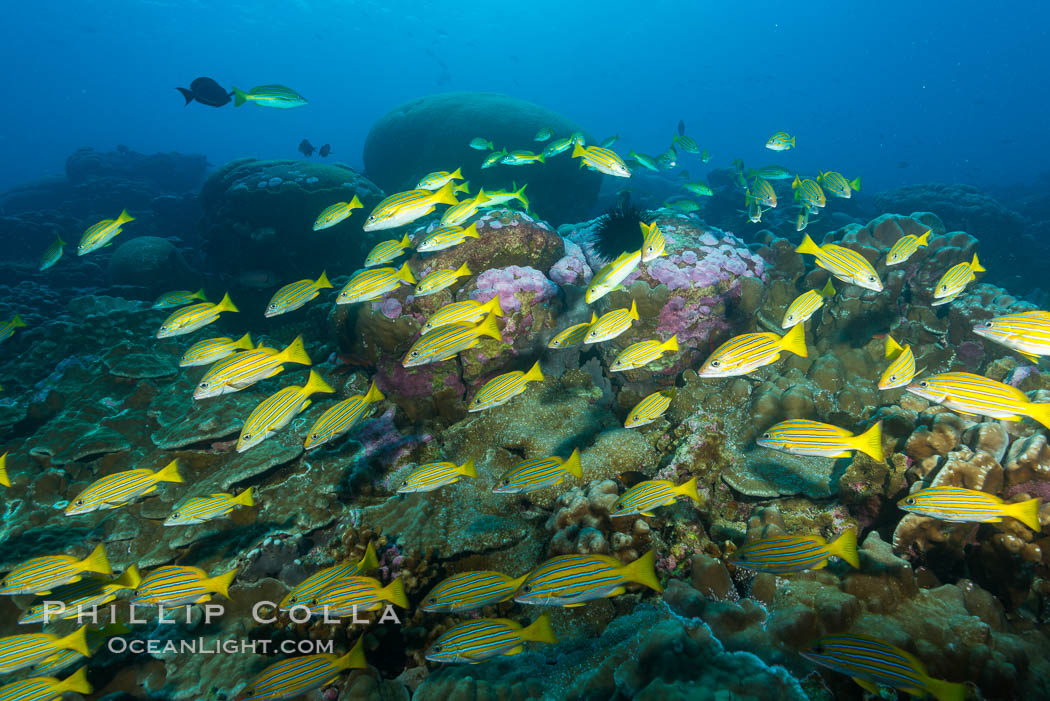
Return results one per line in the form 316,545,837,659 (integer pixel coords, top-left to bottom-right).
592,193,656,261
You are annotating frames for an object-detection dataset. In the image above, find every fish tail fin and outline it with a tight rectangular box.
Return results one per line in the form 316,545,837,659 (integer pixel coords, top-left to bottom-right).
849,177,861,191
58,665,92,694
382,577,409,609
474,188,490,205
924,677,968,701
234,487,254,507
450,167,463,180
208,568,238,599
662,335,679,352
57,235,65,245
458,457,477,478
11,314,26,328
885,334,904,360
571,142,586,158
523,361,544,383
514,183,530,210
155,459,183,483
792,174,801,189
795,233,822,257
852,421,884,462
629,300,640,320
316,270,333,289
279,335,312,366
350,194,363,209
362,380,385,404
622,549,663,592
234,332,253,350
303,369,335,396
916,230,931,247
1002,497,1042,531
482,295,503,317
397,234,412,249
215,292,239,313
970,253,985,273
677,476,701,504
453,180,469,194
562,448,583,478
232,87,247,106
336,636,368,670
81,543,112,576
475,312,503,342
177,87,194,105
397,263,417,285
589,312,598,324
359,542,379,571
826,527,861,568
1024,400,1050,430
433,181,459,206
819,278,836,298
779,323,808,358
790,136,796,148
191,288,206,300
462,222,480,239
59,626,90,657
521,612,558,644
0,461,8,488
455,263,472,277
115,565,143,590
117,209,135,224
535,154,546,164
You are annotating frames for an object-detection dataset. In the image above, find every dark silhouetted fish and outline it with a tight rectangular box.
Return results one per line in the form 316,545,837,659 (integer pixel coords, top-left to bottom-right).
617,471,650,488
319,144,331,157
677,119,686,137
176,77,232,107
299,139,316,157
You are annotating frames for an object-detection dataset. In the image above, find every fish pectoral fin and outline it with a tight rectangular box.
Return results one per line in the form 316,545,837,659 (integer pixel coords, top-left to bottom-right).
832,451,853,458
986,517,1003,523
504,645,525,655
604,586,627,598
641,512,657,517
563,602,588,608
811,559,829,570
852,677,881,696
1019,351,1041,363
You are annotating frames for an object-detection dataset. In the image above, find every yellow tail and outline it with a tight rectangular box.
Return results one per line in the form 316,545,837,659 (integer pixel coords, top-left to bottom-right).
827,527,860,569
474,312,503,342
795,233,823,257
232,87,248,106
154,459,183,484
970,253,985,273
849,177,861,192
571,141,587,158
303,369,335,396
215,292,239,313
629,300,639,320
278,335,312,366
819,278,836,298
114,565,142,590
80,543,112,576
521,612,558,644
191,288,206,300
481,295,503,317
885,334,904,360
676,476,701,504
433,181,459,206
363,380,385,404
916,230,931,247
1024,400,1050,430
57,666,92,695
382,577,409,609
455,263,472,277
462,222,480,240
335,636,368,670
924,676,968,701
208,568,238,599
852,421,884,462
589,312,598,324
397,234,412,249
449,167,463,180
116,208,135,225
562,448,583,478
474,188,490,205
523,361,544,382
316,270,333,289
397,262,417,284
234,487,255,507
58,626,90,657
458,458,477,478
779,323,808,358
358,542,379,572
10,314,26,328
1003,497,1041,532
622,549,663,593
349,194,363,209
0,453,9,487
234,333,253,350
662,335,679,352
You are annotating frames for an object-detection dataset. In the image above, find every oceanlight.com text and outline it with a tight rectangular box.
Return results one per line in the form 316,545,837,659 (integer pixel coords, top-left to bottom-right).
107,637,336,656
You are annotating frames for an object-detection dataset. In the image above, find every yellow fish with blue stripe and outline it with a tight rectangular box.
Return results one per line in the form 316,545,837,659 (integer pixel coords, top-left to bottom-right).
417,223,479,252
278,543,378,610
132,565,237,608
0,626,89,675
415,263,472,296
364,183,459,231
765,132,795,151
501,150,545,166
482,149,507,168
421,570,529,613
416,167,463,190
0,543,111,595
66,461,182,516
313,195,363,231
440,189,490,227
758,420,883,461
493,448,582,494
795,233,882,291
571,142,631,177
469,361,544,412
265,272,332,317
237,370,334,452
470,137,494,150
898,486,1040,531
77,209,134,255
156,292,239,338
304,381,385,449
422,297,503,334
817,171,861,198
39,235,65,271
586,250,642,303
0,665,92,701
906,371,1050,428
152,288,206,309
548,317,595,349
232,84,307,108
610,336,678,372
241,638,366,701
886,229,931,265
640,222,666,262
972,310,1050,362
336,263,416,304
729,528,860,574
0,315,24,343
404,313,502,367
801,634,966,701
365,235,412,267
30,625,128,675
515,550,661,606
479,183,529,211
624,389,674,428
310,575,408,616
747,177,777,208
932,253,985,305
585,301,639,343
397,459,476,493
534,127,553,142
611,477,700,517
179,332,253,367
164,489,254,526
18,567,140,624
879,335,917,390
194,336,311,399
425,614,556,663
791,176,826,208
782,279,835,328
698,324,807,377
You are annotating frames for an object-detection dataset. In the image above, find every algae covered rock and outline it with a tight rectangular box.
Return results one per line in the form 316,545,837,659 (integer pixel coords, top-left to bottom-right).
105,235,196,293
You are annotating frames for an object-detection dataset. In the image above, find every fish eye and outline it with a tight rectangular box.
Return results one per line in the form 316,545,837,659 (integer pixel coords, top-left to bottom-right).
711,360,721,367
401,480,408,486
243,433,252,440
199,382,209,389
940,284,948,291
172,512,179,518
868,276,876,282
906,497,916,505
762,433,770,439
268,304,277,310
433,645,442,652
919,381,929,388
411,351,419,357
310,433,319,439
75,499,84,506
427,596,436,603
522,585,531,592
812,644,824,655
984,321,993,328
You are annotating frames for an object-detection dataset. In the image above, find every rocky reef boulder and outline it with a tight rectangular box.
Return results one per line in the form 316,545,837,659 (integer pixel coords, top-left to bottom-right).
363,92,602,224
105,236,196,293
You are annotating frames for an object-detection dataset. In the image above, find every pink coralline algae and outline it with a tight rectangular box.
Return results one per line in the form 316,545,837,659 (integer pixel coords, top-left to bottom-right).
549,238,594,286
658,295,730,345
1007,365,1041,387
376,297,403,319
469,265,558,312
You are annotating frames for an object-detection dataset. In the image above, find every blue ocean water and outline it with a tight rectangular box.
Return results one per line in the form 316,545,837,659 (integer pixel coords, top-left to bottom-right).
2,1,1047,192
